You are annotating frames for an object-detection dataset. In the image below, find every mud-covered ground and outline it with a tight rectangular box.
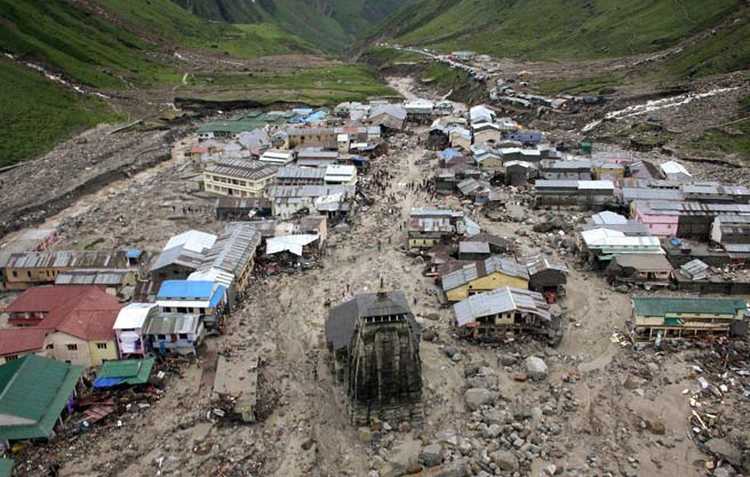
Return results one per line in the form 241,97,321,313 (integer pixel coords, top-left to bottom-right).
5,117,748,477
4,70,750,476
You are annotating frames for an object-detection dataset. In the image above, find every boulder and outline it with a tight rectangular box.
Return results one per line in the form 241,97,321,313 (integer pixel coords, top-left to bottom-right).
419,444,443,468
464,388,497,411
525,356,548,381
705,438,743,467
491,450,519,471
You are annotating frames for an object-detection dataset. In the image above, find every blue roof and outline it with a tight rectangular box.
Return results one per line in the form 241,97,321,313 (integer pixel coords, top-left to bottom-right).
209,286,227,308
304,111,327,123
439,148,461,160
157,280,216,300
126,248,142,258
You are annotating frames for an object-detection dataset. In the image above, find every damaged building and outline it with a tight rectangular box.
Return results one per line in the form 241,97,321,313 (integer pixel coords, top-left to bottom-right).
325,291,422,426
453,287,562,344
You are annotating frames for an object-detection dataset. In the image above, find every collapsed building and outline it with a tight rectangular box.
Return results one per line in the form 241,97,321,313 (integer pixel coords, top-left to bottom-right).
325,291,423,426
453,287,562,344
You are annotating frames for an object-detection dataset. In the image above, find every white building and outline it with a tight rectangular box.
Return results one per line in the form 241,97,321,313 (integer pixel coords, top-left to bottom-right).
114,303,159,358
260,149,296,166
325,165,358,186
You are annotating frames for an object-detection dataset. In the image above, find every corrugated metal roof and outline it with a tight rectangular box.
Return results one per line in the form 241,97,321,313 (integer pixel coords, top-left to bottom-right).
266,234,318,256
442,256,528,291
633,296,746,317
0,355,82,440
525,254,568,275
410,208,463,218
163,230,217,255
55,269,132,286
5,251,119,270
453,287,550,327
591,211,628,225
680,259,709,278
622,187,684,202
114,303,158,330
268,185,354,199
276,166,326,180
459,241,490,255
635,201,750,216
144,314,202,335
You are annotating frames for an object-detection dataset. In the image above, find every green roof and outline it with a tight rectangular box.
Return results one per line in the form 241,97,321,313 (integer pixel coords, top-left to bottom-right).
633,297,747,317
96,358,155,386
0,355,82,441
0,458,13,477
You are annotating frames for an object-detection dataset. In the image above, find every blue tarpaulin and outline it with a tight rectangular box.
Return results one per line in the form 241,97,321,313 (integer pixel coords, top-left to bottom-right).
93,377,125,388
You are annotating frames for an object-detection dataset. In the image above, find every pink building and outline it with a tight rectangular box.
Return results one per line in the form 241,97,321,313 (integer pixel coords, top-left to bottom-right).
630,202,679,237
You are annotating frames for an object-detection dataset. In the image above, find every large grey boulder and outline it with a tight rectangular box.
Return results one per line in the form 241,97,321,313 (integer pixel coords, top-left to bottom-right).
419,444,444,467
464,388,497,410
491,450,519,471
525,356,549,381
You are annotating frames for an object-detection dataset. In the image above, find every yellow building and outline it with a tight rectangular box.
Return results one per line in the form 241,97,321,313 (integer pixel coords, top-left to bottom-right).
204,159,278,198
442,256,529,302
43,332,118,367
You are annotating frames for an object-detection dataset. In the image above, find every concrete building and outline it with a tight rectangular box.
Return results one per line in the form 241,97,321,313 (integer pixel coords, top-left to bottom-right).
113,303,158,359
441,256,529,302
203,159,278,198
631,296,748,341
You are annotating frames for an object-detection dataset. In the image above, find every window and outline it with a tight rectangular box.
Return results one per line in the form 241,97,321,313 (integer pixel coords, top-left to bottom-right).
178,333,188,340
177,307,187,313
12,271,17,277
96,343,108,350
27,271,31,278
157,334,166,340
66,344,78,351
46,344,54,350
5,355,18,361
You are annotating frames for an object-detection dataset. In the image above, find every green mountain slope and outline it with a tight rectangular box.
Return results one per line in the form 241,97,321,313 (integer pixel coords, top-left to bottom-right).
0,0,315,89
0,58,117,167
385,0,741,62
173,0,410,52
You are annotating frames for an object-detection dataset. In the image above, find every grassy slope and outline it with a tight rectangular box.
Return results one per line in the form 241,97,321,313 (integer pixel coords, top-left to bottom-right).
688,95,750,159
0,59,118,167
0,0,315,89
185,64,398,105
390,0,739,60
